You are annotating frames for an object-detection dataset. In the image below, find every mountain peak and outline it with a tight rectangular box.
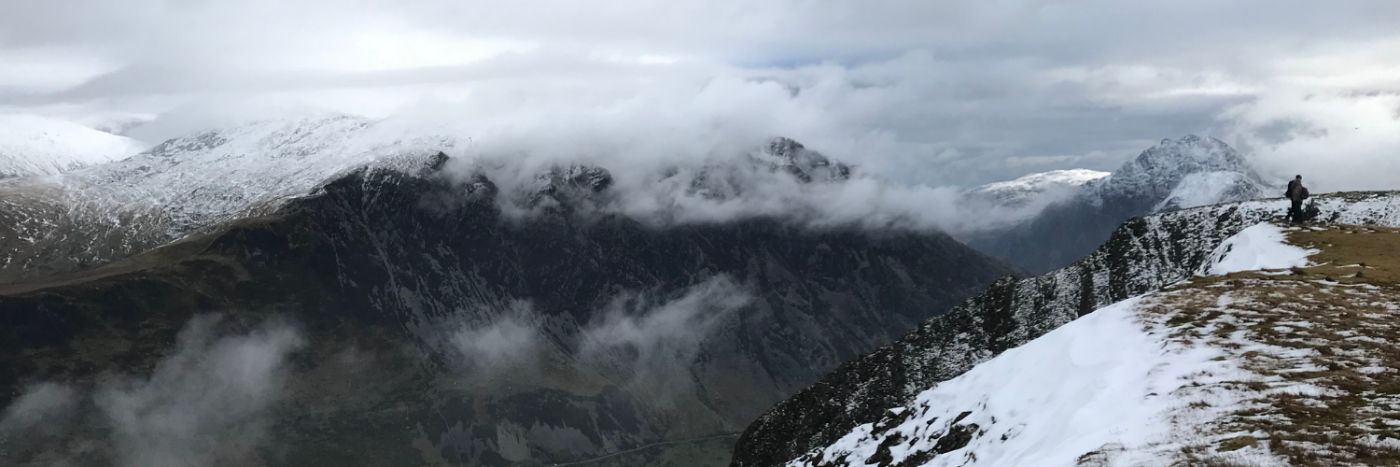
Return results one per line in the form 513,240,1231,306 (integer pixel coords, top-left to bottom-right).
973,169,1110,207
760,136,852,183
1097,135,1264,203
0,114,145,179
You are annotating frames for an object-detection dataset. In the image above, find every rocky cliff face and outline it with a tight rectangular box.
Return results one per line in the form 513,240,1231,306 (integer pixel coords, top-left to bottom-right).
730,191,1400,466
0,158,1011,465
970,135,1274,274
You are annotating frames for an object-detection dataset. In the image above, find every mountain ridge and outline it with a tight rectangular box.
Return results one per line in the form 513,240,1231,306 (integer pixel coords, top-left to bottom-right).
730,191,1400,466
0,155,1013,466
0,114,145,179
781,221,1400,466
969,135,1275,273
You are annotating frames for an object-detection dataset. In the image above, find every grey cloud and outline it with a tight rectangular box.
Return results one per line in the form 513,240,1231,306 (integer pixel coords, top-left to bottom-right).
0,315,305,467
443,276,751,401
579,276,751,399
0,383,77,434
3,0,1399,191
450,301,553,384
1250,118,1330,147
1218,91,1400,191
95,315,304,467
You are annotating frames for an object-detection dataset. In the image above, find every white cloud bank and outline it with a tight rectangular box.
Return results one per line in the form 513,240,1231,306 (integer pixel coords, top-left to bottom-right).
0,315,304,467
2,1,1398,190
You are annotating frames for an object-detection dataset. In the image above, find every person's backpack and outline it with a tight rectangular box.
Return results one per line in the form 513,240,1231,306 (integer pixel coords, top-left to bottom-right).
1300,187,1310,200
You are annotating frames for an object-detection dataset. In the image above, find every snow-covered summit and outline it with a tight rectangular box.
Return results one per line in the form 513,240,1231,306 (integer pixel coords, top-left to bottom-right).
972,168,1109,207
0,113,453,280
52,113,452,230
0,114,146,179
1094,135,1271,208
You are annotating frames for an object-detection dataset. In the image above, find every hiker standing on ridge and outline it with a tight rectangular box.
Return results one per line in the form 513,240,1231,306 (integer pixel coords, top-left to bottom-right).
1285,175,1309,223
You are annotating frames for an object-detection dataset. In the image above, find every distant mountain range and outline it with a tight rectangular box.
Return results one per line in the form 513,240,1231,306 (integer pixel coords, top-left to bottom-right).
967,135,1276,273
0,117,1010,466
0,113,1318,466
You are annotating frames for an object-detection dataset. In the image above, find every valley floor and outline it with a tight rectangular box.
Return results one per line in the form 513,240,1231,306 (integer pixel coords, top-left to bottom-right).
790,223,1400,467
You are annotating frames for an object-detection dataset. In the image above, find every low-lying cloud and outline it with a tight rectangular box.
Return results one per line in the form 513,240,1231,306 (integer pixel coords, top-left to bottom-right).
449,301,550,384
447,276,751,401
0,315,304,467
579,276,751,398
447,130,1065,236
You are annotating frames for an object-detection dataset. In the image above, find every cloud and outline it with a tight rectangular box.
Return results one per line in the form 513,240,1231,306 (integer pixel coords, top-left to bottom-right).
0,315,304,467
442,276,751,403
0,382,78,435
3,1,1399,191
579,276,751,399
450,301,551,384
94,315,304,467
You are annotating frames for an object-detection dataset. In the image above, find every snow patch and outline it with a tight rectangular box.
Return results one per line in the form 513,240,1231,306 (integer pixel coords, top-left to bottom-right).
975,169,1110,196
1199,223,1317,276
0,114,146,179
791,296,1247,466
1155,171,1259,212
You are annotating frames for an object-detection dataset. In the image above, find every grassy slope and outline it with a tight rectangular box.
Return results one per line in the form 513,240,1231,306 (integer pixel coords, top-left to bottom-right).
1138,224,1400,466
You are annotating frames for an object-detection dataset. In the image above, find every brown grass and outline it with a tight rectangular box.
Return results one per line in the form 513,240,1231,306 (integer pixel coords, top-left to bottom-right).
1137,223,1400,466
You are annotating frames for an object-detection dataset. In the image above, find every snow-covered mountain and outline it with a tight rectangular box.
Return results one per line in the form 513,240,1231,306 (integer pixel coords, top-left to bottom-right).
970,168,1109,208
1154,170,1271,212
969,135,1276,273
0,114,879,283
0,114,451,281
733,191,1400,466
0,142,1010,466
1088,135,1276,216
0,114,146,179
1090,135,1271,206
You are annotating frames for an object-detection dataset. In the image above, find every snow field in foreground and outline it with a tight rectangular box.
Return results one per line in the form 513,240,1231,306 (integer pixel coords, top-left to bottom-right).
793,296,1252,467
1199,223,1317,276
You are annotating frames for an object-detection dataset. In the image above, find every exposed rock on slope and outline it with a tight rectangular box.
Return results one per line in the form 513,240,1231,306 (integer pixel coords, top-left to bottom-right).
0,157,1011,465
731,192,1400,467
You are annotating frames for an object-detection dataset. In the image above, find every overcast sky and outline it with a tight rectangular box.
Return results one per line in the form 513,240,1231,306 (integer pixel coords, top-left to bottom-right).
2,0,1399,188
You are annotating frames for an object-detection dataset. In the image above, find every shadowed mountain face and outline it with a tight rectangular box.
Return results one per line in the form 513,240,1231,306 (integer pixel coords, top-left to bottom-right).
0,162,1011,466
